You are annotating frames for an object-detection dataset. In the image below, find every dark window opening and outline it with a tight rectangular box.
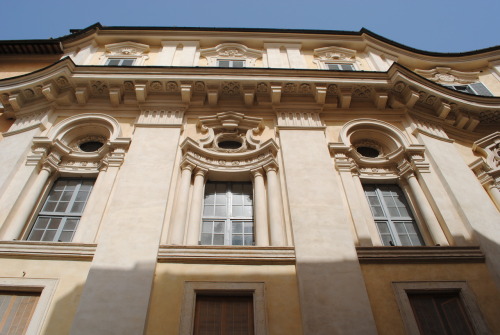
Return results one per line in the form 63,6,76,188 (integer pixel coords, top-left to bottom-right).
218,141,242,149
79,141,104,152
357,146,379,158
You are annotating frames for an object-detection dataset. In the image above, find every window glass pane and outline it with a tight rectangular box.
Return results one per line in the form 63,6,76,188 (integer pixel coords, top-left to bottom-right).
213,234,224,245
121,59,135,66
107,59,121,66
232,60,245,68
232,235,243,245
202,182,253,245
202,221,212,233
244,235,253,246
244,221,253,234
28,179,94,242
200,233,212,245
218,60,230,67
58,231,74,242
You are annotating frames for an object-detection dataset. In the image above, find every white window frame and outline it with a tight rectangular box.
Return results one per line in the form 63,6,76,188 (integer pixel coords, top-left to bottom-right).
216,59,246,68
179,281,267,335
201,181,254,246
26,178,94,242
324,63,356,71
393,281,490,335
0,278,58,335
444,82,493,96
105,58,136,66
364,184,424,246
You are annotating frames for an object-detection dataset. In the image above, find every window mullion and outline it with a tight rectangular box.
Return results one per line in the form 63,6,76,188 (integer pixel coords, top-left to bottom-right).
54,217,67,242
65,181,82,215
226,183,233,245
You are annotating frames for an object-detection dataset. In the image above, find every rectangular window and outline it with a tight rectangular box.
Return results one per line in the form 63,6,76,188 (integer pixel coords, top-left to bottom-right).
408,292,475,335
27,178,94,242
326,63,355,71
201,182,254,246
444,82,493,96
194,294,254,335
217,60,245,68
0,291,40,334
363,184,424,246
106,58,135,66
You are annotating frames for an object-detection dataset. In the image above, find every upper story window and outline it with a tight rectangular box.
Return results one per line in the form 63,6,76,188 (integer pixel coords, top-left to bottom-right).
314,46,357,71
325,63,355,71
363,184,424,246
102,41,150,66
443,83,493,96
217,59,245,68
415,67,494,96
201,43,262,67
27,178,94,242
106,58,135,66
201,181,254,246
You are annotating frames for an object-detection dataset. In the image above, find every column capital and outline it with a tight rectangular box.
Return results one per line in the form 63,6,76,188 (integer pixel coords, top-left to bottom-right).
263,162,279,173
180,161,195,172
194,167,208,177
250,167,265,178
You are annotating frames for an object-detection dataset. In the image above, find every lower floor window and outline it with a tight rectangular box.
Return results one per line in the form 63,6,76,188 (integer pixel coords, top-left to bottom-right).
201,182,254,246
0,291,40,334
364,184,424,246
194,294,254,335
408,292,475,335
27,178,94,242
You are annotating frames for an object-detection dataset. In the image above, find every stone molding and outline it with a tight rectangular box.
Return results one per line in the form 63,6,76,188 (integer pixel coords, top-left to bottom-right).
200,43,262,67
136,108,185,127
331,118,429,178
0,241,96,260
471,132,500,190
27,113,131,173
158,245,295,264
181,137,279,174
356,246,484,263
415,67,480,85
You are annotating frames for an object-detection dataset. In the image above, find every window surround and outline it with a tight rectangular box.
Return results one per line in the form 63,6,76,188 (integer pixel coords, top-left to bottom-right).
0,278,58,335
101,41,150,66
393,281,490,335
200,43,262,67
179,281,267,335
329,118,449,247
167,111,287,247
313,46,358,70
0,114,130,242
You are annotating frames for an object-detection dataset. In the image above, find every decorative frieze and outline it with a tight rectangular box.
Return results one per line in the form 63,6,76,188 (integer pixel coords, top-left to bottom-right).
276,111,323,128
2,109,50,137
136,109,185,127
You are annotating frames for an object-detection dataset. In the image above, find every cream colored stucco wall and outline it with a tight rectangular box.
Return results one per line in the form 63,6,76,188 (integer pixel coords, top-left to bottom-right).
0,58,59,79
146,263,303,335
0,258,91,334
361,262,500,334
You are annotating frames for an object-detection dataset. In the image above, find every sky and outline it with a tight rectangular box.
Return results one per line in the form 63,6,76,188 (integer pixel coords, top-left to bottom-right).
1,0,498,53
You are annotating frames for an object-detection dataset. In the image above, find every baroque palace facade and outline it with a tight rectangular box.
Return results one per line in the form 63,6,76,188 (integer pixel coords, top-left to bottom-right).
0,23,499,335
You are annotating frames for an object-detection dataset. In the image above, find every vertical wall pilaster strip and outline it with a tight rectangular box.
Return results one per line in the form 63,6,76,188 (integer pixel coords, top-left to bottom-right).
71,109,183,335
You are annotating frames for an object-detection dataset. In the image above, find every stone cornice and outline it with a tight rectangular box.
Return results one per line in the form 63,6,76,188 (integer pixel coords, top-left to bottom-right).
356,246,485,264
0,61,498,133
0,241,96,261
157,245,295,265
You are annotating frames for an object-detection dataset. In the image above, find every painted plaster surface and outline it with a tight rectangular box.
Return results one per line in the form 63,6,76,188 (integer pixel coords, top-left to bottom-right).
361,263,500,335
0,258,91,335
418,133,500,286
71,127,180,335
279,129,377,334
146,263,302,335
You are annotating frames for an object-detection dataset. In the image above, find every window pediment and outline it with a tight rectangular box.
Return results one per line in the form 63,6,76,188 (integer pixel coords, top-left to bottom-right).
415,67,479,85
201,43,262,66
103,41,150,65
313,46,357,70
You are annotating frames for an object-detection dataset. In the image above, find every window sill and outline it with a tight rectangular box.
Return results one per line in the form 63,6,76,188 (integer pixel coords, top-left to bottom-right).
0,241,96,261
158,245,295,265
356,246,484,264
